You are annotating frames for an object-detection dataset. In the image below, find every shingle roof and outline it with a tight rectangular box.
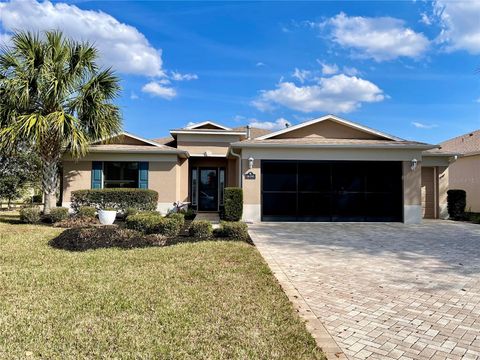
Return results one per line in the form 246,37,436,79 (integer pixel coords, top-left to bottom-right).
231,138,434,149
152,136,176,147
232,126,271,139
439,129,480,155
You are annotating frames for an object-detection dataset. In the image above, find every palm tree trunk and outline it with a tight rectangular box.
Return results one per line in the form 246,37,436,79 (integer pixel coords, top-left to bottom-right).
42,157,59,214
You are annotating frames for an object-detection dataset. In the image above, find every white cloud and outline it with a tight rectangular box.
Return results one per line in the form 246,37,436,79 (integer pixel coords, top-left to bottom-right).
434,0,480,54
342,66,359,76
170,71,198,81
420,12,433,26
130,92,139,100
142,81,176,100
252,74,385,113
249,118,291,130
412,121,437,129
256,62,266,67
324,12,430,61
0,0,163,76
292,68,311,83
318,62,339,75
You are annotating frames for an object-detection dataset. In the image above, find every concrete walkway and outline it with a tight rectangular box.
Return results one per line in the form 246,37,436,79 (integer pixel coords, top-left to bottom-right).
249,221,480,360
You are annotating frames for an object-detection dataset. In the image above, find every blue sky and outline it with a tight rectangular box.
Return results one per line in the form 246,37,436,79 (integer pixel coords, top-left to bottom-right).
0,0,479,144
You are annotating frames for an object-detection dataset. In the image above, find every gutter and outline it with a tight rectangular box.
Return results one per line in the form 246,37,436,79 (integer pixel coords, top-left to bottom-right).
230,143,436,150
229,147,242,188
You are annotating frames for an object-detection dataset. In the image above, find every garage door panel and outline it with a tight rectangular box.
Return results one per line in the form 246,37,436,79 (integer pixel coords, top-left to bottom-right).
261,160,402,222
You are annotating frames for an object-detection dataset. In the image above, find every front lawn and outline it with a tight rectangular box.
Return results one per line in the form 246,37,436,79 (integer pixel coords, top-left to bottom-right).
0,213,325,359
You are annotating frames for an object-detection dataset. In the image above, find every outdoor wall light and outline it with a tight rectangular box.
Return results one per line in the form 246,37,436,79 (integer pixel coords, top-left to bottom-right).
248,157,254,170
411,158,418,171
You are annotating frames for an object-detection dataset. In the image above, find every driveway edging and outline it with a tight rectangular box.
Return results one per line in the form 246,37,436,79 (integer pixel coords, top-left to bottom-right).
250,229,348,360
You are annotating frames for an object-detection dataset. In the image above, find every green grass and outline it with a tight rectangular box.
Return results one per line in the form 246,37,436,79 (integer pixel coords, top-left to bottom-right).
0,212,325,359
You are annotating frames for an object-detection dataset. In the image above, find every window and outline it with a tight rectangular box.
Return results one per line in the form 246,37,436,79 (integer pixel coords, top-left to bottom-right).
191,168,198,206
103,162,139,188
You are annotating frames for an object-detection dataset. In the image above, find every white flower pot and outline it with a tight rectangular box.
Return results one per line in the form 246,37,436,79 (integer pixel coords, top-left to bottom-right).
98,210,117,225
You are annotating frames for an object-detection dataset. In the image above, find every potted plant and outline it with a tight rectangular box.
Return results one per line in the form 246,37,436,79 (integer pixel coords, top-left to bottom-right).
98,207,117,225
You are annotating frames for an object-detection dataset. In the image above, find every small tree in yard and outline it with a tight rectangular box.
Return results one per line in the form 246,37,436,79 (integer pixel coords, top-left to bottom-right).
0,148,40,208
0,31,122,214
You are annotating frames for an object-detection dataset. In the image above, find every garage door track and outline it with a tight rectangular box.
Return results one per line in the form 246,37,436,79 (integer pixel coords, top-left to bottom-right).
249,221,480,360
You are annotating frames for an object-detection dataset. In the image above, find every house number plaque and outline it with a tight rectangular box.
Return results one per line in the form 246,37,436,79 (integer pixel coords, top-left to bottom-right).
244,171,256,180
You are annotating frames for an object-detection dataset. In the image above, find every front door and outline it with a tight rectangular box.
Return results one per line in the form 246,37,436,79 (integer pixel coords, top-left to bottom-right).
198,168,218,211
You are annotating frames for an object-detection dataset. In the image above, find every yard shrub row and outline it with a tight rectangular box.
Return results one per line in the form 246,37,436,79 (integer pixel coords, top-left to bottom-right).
47,207,69,223
125,213,183,236
77,206,96,218
20,207,41,224
215,221,249,240
188,220,212,239
71,189,158,212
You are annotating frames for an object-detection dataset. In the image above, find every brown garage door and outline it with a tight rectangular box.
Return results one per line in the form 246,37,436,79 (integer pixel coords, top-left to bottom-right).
421,167,435,219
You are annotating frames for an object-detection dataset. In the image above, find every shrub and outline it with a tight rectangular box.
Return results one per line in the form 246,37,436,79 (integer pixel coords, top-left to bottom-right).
48,207,69,223
216,221,249,240
467,212,480,224
189,220,212,239
125,213,182,236
126,213,163,234
71,189,158,212
447,189,466,220
49,226,167,251
20,207,41,224
182,208,196,220
223,187,243,221
167,213,185,228
77,206,96,218
124,207,138,218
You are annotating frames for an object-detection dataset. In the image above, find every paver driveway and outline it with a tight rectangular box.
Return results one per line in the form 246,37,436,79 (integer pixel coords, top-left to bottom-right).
249,221,480,360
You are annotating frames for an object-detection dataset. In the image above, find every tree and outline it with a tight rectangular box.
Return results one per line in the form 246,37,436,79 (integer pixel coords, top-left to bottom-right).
0,148,40,208
0,31,122,214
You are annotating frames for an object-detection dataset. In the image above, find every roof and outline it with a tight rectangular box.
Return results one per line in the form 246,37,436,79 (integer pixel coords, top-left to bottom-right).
152,135,176,146
232,126,272,139
89,144,188,155
439,129,480,155
184,121,231,130
231,138,435,149
422,148,460,157
256,114,403,141
93,131,162,147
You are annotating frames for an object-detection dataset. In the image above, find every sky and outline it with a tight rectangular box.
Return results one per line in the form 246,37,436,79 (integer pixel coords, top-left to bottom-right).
0,0,479,144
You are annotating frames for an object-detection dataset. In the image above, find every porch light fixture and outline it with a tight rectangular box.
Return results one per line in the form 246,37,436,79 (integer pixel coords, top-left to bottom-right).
411,158,418,171
248,157,254,170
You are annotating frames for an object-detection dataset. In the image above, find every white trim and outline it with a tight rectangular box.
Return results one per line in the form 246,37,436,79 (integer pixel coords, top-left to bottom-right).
171,130,245,136
404,205,422,224
256,114,403,141
232,143,434,150
93,131,163,148
88,147,187,155
188,153,227,158
184,121,232,130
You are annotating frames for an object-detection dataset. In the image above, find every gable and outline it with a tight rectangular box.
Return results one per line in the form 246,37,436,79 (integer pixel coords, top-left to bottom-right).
272,119,388,140
94,132,160,147
185,121,231,130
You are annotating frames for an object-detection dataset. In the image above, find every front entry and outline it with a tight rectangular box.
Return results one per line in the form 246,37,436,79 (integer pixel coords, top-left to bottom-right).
198,168,219,211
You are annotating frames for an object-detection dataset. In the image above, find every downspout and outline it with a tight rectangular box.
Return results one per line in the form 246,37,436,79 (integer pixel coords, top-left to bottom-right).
229,147,242,188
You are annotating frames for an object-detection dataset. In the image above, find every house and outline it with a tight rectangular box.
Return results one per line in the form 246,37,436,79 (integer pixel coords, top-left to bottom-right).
439,130,480,212
61,115,455,224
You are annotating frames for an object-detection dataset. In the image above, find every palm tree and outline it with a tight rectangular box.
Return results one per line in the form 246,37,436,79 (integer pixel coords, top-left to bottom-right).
0,31,122,214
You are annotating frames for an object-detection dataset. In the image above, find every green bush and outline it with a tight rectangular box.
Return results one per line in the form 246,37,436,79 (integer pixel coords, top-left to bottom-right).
447,189,466,220
125,213,181,236
71,189,158,212
48,207,69,223
124,207,139,218
216,221,249,240
181,208,196,220
167,213,185,228
467,212,480,224
20,207,41,224
189,220,212,239
77,206,96,218
126,213,163,234
223,187,243,221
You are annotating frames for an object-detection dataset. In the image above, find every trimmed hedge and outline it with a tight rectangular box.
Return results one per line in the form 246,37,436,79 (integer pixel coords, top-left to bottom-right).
71,189,158,212
224,187,243,221
167,213,185,228
216,221,249,240
48,207,69,223
20,207,41,224
77,206,96,218
447,189,466,220
125,213,182,236
189,220,212,239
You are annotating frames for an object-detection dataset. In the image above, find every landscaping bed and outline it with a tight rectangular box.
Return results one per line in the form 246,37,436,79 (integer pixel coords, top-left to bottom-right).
0,212,325,359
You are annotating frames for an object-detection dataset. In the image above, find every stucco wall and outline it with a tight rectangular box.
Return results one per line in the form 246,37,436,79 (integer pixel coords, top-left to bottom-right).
177,158,189,203
149,161,178,204
403,161,422,224
448,155,480,212
62,161,92,202
438,166,449,219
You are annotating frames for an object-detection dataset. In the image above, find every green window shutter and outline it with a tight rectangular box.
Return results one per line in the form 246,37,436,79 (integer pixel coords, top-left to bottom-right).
91,161,103,189
138,162,149,189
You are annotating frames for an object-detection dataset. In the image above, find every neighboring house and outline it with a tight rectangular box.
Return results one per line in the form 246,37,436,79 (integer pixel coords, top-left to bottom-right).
439,130,480,212
62,114,455,224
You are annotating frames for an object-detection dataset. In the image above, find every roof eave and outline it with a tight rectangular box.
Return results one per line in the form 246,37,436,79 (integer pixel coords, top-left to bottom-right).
230,143,436,150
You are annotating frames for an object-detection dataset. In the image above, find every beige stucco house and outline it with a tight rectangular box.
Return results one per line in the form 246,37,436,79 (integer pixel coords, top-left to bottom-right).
62,115,455,224
439,130,480,212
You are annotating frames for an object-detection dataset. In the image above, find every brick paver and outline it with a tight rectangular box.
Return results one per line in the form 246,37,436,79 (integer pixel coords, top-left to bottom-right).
249,221,480,360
